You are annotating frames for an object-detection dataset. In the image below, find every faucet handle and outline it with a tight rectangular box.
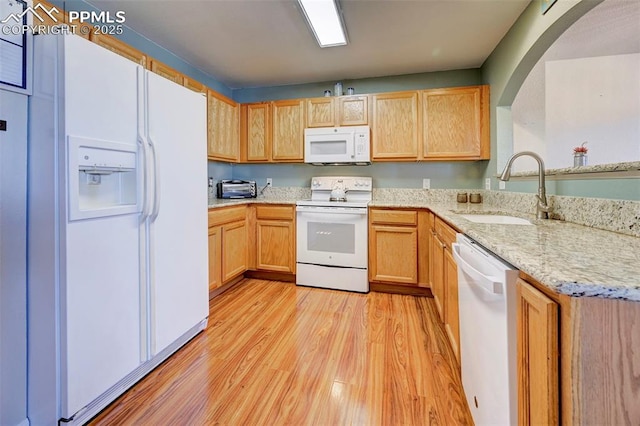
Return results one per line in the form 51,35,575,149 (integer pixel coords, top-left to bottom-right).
536,195,551,212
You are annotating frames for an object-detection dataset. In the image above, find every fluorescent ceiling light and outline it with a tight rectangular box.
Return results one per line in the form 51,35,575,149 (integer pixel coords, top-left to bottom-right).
298,0,348,48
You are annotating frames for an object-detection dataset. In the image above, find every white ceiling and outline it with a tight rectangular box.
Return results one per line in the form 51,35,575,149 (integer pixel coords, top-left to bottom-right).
88,0,530,89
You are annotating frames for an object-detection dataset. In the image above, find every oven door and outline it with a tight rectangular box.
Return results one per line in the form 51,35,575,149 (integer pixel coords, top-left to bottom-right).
296,205,367,268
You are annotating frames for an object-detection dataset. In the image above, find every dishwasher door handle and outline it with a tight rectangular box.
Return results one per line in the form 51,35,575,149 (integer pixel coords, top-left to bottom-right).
452,243,503,295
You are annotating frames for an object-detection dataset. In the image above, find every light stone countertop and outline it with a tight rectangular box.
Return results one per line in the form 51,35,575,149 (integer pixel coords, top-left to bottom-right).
208,197,299,209
370,199,640,302
208,189,640,302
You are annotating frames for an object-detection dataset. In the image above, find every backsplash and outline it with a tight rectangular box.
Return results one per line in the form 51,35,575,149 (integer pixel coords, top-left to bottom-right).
482,191,640,237
258,186,311,200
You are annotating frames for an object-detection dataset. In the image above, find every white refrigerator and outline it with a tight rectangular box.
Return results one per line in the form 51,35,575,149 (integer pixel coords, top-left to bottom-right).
28,34,209,425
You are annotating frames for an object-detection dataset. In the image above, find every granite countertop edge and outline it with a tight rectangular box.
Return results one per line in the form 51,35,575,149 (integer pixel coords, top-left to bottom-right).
208,198,299,208
208,197,640,302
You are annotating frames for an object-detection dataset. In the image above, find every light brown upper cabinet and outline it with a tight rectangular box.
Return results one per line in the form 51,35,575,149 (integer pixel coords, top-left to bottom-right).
371,91,420,160
272,99,305,162
241,103,271,162
90,33,146,66
337,95,368,126
207,90,240,162
306,95,368,127
149,59,182,84
306,97,335,128
182,76,205,93
37,0,90,38
421,85,490,160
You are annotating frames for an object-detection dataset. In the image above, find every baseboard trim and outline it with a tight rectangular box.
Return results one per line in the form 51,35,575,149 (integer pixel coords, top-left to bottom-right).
370,282,432,297
244,270,296,283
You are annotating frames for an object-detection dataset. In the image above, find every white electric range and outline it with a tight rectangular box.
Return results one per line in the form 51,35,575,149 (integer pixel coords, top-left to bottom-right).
296,176,372,293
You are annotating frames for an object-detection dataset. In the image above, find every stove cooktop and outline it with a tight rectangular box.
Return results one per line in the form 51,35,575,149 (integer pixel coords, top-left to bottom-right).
300,176,373,208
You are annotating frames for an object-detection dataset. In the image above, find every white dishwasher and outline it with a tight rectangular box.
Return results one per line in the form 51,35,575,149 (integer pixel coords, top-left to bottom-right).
452,234,519,426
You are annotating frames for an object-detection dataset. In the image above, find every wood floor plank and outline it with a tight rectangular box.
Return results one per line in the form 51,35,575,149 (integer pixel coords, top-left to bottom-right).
90,279,472,425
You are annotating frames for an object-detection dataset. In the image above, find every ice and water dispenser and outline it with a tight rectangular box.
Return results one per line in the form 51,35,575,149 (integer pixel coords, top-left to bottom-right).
68,136,139,221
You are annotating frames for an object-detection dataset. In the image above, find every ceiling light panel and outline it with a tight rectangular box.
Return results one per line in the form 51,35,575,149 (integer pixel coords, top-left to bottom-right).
298,0,347,48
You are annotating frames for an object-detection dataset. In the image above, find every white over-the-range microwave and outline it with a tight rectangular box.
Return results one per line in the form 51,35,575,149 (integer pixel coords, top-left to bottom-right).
304,125,371,165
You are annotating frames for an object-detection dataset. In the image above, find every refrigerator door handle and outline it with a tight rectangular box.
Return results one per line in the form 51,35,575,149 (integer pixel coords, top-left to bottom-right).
148,134,161,222
138,135,151,221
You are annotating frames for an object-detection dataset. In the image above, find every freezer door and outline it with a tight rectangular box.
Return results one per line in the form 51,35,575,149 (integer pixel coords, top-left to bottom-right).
60,36,143,418
146,71,209,356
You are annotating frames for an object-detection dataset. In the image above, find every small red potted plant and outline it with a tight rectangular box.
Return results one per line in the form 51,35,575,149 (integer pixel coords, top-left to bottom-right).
573,142,588,166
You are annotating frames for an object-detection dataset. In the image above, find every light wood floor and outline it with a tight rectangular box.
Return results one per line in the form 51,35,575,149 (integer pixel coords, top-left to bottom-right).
91,279,472,425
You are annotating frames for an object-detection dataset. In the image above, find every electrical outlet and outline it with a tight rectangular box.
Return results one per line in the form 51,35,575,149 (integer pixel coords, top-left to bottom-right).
422,178,431,189
499,181,506,190
266,178,273,186
485,178,491,190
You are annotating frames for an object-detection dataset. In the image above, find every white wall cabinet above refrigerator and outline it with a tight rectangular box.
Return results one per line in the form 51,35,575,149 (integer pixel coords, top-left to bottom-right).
28,34,208,425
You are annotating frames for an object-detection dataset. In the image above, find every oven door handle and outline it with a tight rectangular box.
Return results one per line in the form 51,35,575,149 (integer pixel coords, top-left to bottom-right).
296,206,368,215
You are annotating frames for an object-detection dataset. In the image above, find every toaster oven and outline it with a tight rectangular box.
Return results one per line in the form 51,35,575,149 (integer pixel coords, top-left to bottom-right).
216,180,257,199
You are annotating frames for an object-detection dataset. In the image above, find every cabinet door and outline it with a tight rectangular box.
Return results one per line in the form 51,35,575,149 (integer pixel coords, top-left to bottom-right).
90,33,146,66
208,226,221,292
256,220,295,272
183,76,205,93
444,248,460,362
369,225,418,284
422,85,489,160
208,90,239,161
222,221,247,282
517,279,559,426
431,232,445,321
306,97,335,128
242,103,271,162
149,59,183,84
272,99,305,161
371,92,419,160
338,95,368,126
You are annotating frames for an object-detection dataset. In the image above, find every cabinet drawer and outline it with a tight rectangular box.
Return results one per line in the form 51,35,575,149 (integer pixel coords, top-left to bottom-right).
256,205,294,221
370,209,417,226
435,217,457,249
208,205,246,227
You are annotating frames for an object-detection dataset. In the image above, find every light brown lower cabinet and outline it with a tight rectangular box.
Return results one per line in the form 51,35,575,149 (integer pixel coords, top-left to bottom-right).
254,205,296,273
517,274,640,425
516,278,559,426
207,205,248,293
369,208,426,286
430,226,445,318
207,226,221,292
222,221,248,281
430,216,460,361
443,247,460,362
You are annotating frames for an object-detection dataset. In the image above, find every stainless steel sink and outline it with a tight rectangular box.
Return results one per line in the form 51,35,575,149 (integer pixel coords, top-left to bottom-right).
459,214,533,225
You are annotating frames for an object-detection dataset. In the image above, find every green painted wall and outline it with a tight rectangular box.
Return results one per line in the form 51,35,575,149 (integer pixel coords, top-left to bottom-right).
479,0,639,201
228,162,486,190
502,178,640,201
233,69,482,103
